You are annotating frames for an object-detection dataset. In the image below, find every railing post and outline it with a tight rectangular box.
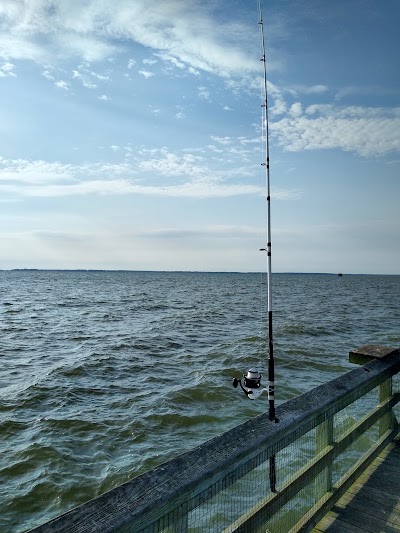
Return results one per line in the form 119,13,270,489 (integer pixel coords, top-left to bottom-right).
349,345,399,437
379,377,394,437
315,415,333,496
167,514,188,533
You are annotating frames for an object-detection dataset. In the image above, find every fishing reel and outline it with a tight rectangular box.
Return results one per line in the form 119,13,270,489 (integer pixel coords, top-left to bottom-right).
232,369,268,400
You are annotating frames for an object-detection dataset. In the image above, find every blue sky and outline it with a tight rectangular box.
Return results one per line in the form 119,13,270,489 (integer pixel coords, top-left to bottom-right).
0,0,399,273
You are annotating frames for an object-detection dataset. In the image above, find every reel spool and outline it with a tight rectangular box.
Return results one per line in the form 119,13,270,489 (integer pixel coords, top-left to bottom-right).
232,368,267,400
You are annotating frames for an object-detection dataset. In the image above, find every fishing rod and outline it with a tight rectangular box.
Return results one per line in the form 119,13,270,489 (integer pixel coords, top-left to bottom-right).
258,0,276,425
232,0,277,492
259,0,278,493
232,0,277,419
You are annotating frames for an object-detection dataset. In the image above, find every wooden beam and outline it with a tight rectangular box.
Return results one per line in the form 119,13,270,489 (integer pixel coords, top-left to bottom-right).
349,345,399,365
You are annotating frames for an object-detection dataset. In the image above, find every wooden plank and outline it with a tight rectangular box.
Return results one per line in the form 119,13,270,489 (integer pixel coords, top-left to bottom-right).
336,508,399,532
347,481,400,507
312,512,366,533
347,485,400,521
333,489,400,527
349,345,399,365
325,505,400,533
362,454,400,472
389,440,400,455
312,438,400,533
291,427,399,532
356,467,400,492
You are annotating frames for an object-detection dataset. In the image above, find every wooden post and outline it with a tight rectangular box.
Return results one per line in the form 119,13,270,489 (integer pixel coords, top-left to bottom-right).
167,514,188,533
349,345,398,437
315,416,334,496
379,378,393,437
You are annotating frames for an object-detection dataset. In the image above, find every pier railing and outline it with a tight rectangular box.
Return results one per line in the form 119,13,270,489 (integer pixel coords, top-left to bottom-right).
30,346,400,533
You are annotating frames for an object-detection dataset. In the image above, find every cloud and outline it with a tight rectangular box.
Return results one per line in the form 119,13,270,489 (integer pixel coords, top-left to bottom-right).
54,80,70,90
271,97,287,117
72,69,97,89
42,68,55,80
0,133,302,201
0,34,46,62
0,62,16,77
304,85,328,94
98,94,111,101
90,70,110,81
333,86,397,102
198,86,211,101
155,52,186,71
57,34,116,63
0,0,258,79
271,105,400,157
54,80,70,91
210,136,232,145
292,84,329,95
127,58,136,69
0,158,74,183
138,70,155,79
1,177,260,199
289,102,302,117
0,153,245,199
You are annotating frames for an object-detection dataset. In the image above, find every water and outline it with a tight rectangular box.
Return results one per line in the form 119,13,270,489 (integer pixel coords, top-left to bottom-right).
0,270,399,532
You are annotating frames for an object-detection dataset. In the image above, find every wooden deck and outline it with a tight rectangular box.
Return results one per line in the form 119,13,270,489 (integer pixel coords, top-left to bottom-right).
312,436,400,533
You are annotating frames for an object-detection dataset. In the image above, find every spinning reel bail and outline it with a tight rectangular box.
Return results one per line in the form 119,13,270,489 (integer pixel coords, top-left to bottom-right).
232,368,267,400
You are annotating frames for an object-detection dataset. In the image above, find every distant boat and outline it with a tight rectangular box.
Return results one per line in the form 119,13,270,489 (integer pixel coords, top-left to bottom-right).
338,273,343,277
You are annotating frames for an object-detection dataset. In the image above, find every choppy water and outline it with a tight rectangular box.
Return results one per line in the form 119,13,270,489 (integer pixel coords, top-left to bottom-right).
1,270,399,532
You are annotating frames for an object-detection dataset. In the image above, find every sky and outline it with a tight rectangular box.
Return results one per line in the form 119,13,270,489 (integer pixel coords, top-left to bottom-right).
0,0,399,274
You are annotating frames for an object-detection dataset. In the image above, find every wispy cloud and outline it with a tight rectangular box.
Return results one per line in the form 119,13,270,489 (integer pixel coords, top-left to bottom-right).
54,80,69,90
0,133,303,200
210,136,232,145
271,104,400,157
72,70,97,89
138,70,155,79
42,68,55,80
291,84,329,95
0,62,16,77
0,0,258,79
198,86,211,101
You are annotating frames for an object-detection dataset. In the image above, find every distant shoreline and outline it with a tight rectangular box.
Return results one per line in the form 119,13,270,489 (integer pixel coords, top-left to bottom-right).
1,269,398,276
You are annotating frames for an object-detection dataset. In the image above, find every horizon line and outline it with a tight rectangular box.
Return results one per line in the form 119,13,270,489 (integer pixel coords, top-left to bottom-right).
1,268,398,276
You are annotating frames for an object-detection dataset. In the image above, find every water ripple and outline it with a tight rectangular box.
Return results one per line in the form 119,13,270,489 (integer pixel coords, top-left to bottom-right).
0,271,399,531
